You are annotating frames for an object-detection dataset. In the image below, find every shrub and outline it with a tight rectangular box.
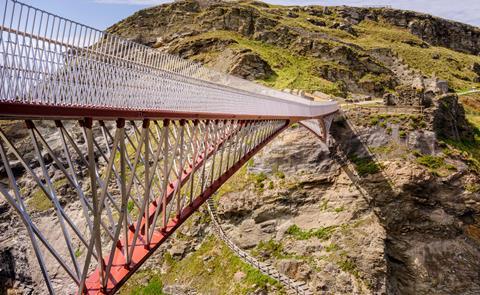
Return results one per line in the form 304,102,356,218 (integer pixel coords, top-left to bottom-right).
286,224,336,240
268,181,274,189
348,154,380,176
253,239,285,259
127,200,135,213
275,171,285,179
416,155,445,169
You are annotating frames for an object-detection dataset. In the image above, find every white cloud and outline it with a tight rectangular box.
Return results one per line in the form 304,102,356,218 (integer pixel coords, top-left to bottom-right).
93,0,167,5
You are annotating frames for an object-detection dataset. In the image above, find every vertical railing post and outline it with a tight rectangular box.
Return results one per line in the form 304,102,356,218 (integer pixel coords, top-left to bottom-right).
143,119,150,248
117,119,130,269
199,120,210,191
188,119,199,205
176,119,186,217
161,119,170,231
84,118,105,292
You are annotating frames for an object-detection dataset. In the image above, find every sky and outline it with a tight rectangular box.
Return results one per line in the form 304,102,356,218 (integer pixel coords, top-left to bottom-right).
11,0,480,30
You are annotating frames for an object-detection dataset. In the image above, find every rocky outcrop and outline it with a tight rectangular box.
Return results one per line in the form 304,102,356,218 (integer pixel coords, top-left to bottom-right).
107,0,480,98
433,94,475,141
333,6,480,55
224,49,274,80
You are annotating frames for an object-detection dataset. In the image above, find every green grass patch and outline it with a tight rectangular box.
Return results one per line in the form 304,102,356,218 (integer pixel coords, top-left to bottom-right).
148,235,283,294
129,277,164,295
348,154,380,176
274,171,285,179
415,155,445,169
466,183,480,192
182,30,343,95
325,243,340,252
27,178,68,212
369,117,379,126
319,199,329,211
286,224,337,240
267,181,274,189
252,239,286,260
337,256,359,278
127,200,135,213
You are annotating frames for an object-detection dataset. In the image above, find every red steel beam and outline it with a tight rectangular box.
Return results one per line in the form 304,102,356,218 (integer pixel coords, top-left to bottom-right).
0,102,338,122
84,121,288,294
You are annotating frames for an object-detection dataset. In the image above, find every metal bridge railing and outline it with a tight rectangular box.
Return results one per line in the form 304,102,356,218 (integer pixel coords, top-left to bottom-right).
0,0,338,118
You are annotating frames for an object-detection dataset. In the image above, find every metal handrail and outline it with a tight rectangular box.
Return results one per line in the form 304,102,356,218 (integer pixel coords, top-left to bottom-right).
0,0,338,118
206,197,312,295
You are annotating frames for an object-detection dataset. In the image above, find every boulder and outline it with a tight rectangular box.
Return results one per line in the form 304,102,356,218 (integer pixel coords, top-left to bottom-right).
383,92,397,106
472,62,480,76
307,18,326,27
433,94,475,141
228,50,274,80
277,259,301,277
168,240,188,258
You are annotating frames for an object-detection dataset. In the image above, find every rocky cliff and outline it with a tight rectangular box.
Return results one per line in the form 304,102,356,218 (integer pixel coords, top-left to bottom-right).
108,0,480,98
1,1,480,295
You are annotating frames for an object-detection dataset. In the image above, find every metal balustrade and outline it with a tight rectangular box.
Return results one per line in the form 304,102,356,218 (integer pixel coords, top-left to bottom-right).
0,0,340,294
0,0,337,119
0,118,288,294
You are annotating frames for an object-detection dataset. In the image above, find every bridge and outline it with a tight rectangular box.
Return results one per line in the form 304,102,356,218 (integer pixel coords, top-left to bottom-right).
0,0,338,294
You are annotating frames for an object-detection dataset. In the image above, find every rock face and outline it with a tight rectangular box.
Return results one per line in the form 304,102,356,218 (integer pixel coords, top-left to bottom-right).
2,1,480,294
335,6,480,55
228,50,274,80
433,94,475,141
107,0,480,98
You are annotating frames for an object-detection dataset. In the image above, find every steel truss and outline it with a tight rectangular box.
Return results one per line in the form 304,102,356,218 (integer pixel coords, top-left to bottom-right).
0,118,289,294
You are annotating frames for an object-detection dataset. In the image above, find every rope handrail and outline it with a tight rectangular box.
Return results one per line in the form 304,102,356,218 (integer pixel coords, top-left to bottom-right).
206,197,312,295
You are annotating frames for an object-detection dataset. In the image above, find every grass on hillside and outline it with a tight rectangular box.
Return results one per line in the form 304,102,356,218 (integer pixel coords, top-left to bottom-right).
347,154,381,176
451,93,480,171
27,178,68,212
460,93,480,128
120,235,284,295
182,30,344,96
286,224,337,241
350,20,480,91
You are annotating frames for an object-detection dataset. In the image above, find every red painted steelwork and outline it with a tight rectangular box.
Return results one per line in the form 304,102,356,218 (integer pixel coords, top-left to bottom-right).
84,121,289,294
0,102,338,122
299,120,327,142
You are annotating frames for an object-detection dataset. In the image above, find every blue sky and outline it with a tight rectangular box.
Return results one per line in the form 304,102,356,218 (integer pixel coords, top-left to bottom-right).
12,0,480,30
